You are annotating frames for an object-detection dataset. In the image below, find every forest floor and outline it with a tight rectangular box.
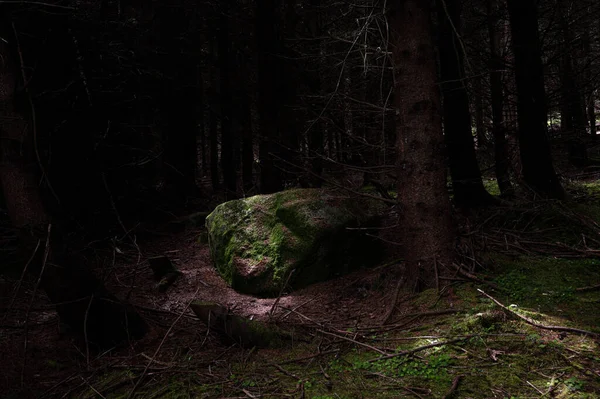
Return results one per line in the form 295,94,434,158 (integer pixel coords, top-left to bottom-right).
2,180,600,399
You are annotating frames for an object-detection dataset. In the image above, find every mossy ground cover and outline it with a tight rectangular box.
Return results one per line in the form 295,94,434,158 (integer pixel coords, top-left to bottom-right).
72,278,599,398
64,183,600,398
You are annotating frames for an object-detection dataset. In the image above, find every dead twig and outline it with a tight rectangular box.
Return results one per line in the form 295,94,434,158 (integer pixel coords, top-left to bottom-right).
316,329,389,354
368,372,427,399
1,239,40,323
269,268,295,320
21,223,51,387
451,263,501,291
442,375,463,399
241,388,258,398
272,364,301,380
271,349,339,365
477,289,599,337
127,285,201,399
368,336,473,363
575,283,600,292
382,278,404,325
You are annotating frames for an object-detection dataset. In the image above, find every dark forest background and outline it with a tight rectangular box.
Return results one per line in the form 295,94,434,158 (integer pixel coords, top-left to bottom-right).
2,0,600,385
4,0,600,232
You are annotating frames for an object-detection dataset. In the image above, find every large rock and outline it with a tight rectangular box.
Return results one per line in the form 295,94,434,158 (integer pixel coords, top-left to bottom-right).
206,189,386,296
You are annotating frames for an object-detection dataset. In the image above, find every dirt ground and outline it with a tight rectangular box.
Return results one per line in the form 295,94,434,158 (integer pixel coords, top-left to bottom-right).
0,225,406,398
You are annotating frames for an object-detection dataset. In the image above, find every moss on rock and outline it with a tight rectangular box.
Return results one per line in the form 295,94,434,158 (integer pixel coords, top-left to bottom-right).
205,189,386,296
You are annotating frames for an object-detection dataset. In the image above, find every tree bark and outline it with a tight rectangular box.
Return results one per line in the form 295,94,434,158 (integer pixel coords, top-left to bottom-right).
390,0,455,291
506,0,565,199
473,75,487,148
155,3,198,196
257,0,283,194
0,34,145,349
487,0,513,197
437,0,497,207
209,107,219,191
583,29,596,139
208,33,220,192
240,90,254,194
162,85,198,196
218,1,237,199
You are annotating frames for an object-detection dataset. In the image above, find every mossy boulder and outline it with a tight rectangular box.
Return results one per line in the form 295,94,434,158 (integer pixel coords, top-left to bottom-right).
205,189,386,296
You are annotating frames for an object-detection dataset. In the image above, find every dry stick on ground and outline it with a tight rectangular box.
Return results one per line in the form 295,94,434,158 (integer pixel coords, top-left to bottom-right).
364,309,461,333
84,293,94,370
241,388,258,399
576,284,600,292
382,278,404,325
21,223,52,387
272,364,301,380
368,372,427,399
316,329,389,354
2,239,40,323
271,349,339,366
368,336,474,363
269,268,295,320
451,263,502,291
278,305,325,328
127,285,201,399
279,298,316,321
477,289,600,337
442,375,463,399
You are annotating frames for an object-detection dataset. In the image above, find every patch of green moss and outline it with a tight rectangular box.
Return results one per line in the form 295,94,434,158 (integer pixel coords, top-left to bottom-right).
491,255,600,329
483,178,501,196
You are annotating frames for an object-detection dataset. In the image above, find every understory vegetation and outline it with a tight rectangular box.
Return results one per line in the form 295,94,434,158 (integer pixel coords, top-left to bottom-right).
34,181,598,399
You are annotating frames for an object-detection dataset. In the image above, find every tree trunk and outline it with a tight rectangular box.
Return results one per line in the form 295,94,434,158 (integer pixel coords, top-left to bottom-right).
209,34,220,192
0,36,145,349
390,0,455,291
162,85,198,195
200,108,207,176
473,75,487,148
437,0,497,207
198,64,207,177
240,90,254,194
237,45,254,194
487,0,514,196
257,0,283,194
209,109,219,192
506,0,565,199
557,0,587,139
583,29,596,140
588,93,596,138
155,4,197,196
305,0,324,188
218,2,236,199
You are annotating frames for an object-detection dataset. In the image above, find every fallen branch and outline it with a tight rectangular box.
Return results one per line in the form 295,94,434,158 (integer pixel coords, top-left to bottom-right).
316,329,389,354
272,349,339,365
368,372,427,399
575,284,600,292
368,336,473,363
451,263,501,291
477,289,599,338
269,268,295,319
127,285,202,399
382,278,404,325
442,375,463,399
271,364,301,380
